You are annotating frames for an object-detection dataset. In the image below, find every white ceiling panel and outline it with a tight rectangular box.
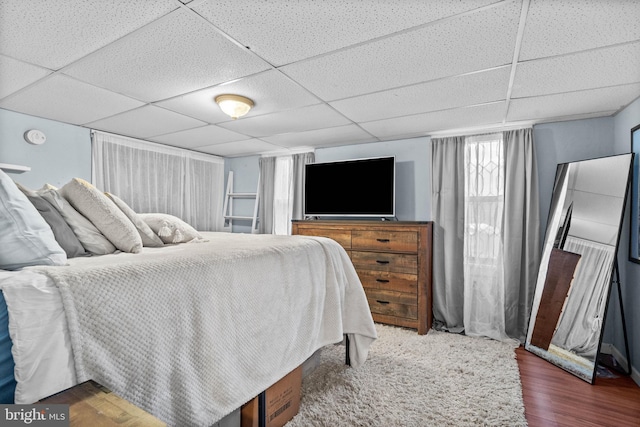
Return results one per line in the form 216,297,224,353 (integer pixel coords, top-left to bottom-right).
218,104,351,137
0,74,144,125
280,1,520,101
155,70,319,123
330,66,511,123
361,103,506,139
149,125,248,148
86,105,206,139
64,9,271,102
1,1,639,157
520,0,640,61
0,0,178,69
507,83,640,122
261,124,375,148
512,42,640,98
0,55,51,99
193,0,502,66
195,139,284,157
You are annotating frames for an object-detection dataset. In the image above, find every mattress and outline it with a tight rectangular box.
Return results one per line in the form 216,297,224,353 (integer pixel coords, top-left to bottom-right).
0,269,75,404
0,231,376,425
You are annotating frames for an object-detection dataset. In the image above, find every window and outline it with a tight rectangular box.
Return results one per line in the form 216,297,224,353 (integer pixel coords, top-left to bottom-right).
464,133,504,264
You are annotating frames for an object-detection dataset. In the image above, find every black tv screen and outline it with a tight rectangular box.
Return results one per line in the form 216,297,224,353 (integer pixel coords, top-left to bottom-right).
304,156,395,217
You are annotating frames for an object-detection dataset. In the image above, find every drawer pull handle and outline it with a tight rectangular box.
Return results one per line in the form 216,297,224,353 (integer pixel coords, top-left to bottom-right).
376,260,390,264
376,279,390,283
376,300,390,305
376,238,390,243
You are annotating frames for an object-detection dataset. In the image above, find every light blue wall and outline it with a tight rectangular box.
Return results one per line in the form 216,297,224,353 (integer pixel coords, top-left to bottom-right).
0,108,91,188
223,137,432,232
610,96,640,381
315,137,431,221
534,116,616,233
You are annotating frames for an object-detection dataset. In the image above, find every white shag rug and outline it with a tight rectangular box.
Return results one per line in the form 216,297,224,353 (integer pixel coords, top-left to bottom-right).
288,324,527,427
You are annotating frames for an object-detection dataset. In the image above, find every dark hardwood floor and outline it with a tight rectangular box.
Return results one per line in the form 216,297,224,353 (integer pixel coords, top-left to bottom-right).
516,347,640,426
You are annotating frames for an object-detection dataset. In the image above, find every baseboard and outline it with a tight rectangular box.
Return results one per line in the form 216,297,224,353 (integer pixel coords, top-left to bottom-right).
600,342,640,386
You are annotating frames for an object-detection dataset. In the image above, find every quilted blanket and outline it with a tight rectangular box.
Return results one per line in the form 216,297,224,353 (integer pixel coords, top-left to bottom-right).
33,232,377,426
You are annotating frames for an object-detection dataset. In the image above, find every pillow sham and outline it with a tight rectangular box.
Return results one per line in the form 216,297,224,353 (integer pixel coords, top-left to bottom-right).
60,178,142,253
139,213,204,244
39,189,116,255
25,194,88,258
0,171,66,270
104,193,164,247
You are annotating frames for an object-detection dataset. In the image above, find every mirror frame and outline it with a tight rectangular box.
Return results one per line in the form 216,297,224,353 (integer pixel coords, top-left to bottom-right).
629,123,640,263
526,153,633,383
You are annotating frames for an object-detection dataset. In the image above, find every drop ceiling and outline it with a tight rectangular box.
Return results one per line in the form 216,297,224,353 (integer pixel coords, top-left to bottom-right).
1,0,639,158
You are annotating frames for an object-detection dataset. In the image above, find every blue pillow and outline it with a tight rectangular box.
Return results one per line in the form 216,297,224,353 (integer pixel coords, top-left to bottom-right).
0,292,16,403
0,170,66,270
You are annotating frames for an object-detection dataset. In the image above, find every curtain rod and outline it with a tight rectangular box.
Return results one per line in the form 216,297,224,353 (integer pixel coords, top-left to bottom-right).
428,121,535,139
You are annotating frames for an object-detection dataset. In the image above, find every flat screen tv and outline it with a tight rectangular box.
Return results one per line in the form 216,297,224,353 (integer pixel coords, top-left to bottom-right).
304,156,395,218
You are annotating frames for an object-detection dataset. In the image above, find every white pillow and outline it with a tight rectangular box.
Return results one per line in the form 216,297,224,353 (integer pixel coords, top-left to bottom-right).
104,193,164,247
0,170,67,270
139,213,204,244
60,178,142,253
39,188,116,255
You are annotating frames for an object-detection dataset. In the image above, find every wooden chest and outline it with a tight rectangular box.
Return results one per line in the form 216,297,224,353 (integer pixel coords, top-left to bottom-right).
292,220,432,334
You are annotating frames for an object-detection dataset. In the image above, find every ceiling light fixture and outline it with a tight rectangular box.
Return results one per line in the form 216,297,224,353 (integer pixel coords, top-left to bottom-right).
215,94,254,120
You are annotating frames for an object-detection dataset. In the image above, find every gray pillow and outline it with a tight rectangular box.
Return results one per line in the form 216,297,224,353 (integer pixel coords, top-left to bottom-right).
0,172,66,270
26,194,89,258
60,178,142,253
105,193,164,247
39,188,116,255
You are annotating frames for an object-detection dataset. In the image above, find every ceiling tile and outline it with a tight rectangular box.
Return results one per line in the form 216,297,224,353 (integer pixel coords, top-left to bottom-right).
155,70,319,123
280,1,520,101
86,105,206,139
330,66,511,123
64,9,271,102
149,124,248,148
519,0,640,61
194,138,284,157
218,104,351,137
261,124,375,148
0,0,178,69
360,102,506,139
507,84,640,122
193,0,501,66
0,74,144,125
513,42,640,98
0,55,52,99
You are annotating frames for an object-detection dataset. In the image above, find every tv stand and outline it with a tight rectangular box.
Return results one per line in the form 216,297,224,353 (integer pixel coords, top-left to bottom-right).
292,220,433,334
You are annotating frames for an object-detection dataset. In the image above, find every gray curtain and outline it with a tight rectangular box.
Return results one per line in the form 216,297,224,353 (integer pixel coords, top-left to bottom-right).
431,136,466,332
291,152,315,221
502,128,540,341
431,128,540,342
258,156,276,234
258,152,314,234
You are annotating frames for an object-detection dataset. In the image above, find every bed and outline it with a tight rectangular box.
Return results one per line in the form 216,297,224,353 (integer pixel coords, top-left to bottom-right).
0,171,377,426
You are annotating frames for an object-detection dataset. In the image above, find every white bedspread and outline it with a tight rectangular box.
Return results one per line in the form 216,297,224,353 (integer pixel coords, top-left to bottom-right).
30,232,376,426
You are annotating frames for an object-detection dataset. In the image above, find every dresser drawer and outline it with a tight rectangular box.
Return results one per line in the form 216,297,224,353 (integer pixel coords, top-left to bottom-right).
365,289,417,320
351,251,417,274
357,270,418,294
352,230,418,252
296,228,352,249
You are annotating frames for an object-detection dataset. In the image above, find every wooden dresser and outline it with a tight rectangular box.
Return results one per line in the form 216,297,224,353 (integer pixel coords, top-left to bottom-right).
292,220,432,334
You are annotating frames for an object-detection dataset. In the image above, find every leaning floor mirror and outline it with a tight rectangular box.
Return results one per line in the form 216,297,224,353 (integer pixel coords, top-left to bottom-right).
525,153,633,383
